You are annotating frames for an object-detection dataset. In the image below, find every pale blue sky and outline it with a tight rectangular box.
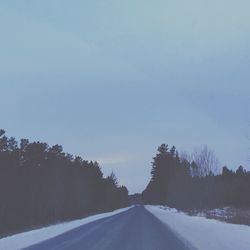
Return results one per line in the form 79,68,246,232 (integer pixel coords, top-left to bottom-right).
1,1,250,193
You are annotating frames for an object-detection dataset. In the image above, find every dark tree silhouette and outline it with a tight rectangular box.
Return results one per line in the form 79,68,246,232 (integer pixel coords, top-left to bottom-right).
0,129,129,236
143,143,250,210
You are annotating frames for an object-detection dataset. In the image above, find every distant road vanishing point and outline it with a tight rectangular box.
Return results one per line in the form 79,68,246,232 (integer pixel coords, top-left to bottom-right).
24,206,195,250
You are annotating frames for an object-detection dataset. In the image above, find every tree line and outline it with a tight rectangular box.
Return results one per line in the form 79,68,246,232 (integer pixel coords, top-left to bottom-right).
142,144,250,209
0,129,128,236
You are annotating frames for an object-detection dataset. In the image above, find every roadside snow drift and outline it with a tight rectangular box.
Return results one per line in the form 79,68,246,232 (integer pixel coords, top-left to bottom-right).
146,205,250,250
0,207,133,250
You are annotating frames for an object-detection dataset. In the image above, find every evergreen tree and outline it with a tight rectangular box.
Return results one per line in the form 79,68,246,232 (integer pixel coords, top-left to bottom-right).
0,129,129,235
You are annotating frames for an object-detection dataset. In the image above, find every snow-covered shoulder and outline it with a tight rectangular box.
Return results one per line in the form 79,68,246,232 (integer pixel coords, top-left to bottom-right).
146,205,250,250
0,206,133,250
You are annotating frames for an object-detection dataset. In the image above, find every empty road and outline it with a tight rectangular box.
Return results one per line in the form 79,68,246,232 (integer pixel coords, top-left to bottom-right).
24,206,195,250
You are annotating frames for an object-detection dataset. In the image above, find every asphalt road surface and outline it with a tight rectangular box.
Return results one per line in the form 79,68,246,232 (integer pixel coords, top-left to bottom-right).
24,206,195,250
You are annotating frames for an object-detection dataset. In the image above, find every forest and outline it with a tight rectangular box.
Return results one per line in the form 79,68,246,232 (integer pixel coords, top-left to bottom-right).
0,129,128,236
143,144,250,209
2,127,250,237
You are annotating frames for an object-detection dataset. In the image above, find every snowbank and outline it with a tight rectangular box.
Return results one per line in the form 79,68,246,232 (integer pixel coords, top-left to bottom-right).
0,206,133,250
146,205,250,250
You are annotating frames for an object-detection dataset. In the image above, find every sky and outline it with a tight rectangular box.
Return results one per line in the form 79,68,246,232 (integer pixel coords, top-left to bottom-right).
1,0,250,193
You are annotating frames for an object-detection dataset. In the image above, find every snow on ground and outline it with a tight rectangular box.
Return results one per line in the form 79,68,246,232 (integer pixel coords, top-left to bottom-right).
189,207,232,219
188,207,250,226
146,205,250,250
0,206,133,250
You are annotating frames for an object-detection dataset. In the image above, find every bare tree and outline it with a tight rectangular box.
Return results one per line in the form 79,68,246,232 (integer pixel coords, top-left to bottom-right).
191,145,220,176
179,150,191,163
